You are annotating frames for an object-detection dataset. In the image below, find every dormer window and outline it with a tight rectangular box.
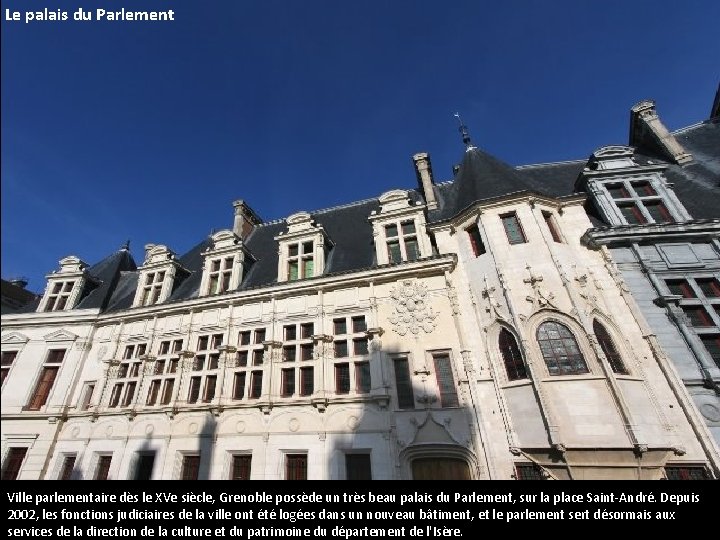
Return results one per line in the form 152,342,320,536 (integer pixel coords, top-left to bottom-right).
275,212,331,283
200,230,252,296
38,256,94,313
45,281,75,311
369,190,431,266
133,245,187,307
140,271,166,306
208,257,233,294
385,220,419,263
288,241,315,280
602,178,677,225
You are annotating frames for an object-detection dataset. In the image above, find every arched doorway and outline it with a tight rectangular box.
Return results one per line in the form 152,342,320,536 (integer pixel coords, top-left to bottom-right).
411,457,471,480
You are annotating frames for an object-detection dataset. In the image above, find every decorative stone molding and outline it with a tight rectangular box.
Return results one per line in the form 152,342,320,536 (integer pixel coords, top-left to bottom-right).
523,264,557,310
388,280,439,335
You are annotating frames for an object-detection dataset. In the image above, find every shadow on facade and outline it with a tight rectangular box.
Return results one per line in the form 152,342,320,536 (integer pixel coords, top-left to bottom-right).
325,343,480,481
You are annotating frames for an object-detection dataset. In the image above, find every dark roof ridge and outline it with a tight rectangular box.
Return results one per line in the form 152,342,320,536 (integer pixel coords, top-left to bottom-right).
516,158,587,169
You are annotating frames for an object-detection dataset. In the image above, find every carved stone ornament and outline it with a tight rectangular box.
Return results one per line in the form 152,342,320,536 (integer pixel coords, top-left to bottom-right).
524,264,557,311
388,280,439,335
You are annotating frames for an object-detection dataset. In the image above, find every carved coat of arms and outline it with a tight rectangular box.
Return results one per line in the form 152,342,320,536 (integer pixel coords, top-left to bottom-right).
389,280,439,335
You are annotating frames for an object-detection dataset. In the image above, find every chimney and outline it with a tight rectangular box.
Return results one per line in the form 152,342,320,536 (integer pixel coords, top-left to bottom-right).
412,153,437,210
629,100,692,165
9,277,28,289
232,200,263,240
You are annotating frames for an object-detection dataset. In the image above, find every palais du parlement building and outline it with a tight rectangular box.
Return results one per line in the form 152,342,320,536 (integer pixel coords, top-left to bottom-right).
2,94,719,481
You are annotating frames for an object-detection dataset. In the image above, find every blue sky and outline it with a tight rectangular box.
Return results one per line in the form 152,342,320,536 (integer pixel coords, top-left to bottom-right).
2,0,718,293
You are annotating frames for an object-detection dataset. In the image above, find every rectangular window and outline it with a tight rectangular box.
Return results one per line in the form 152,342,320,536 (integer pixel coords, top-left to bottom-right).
466,224,486,256
146,380,161,406
385,220,420,262
236,351,249,367
180,455,200,481
233,372,246,400
300,323,314,339
300,343,313,361
203,375,217,402
334,340,348,358
500,213,527,244
682,306,713,327
192,356,205,371
108,383,122,408
94,455,112,480
353,338,369,355
345,454,372,480
140,271,165,305
2,448,28,480
335,363,350,394
300,367,314,396
231,455,252,480
134,453,155,481
285,454,307,480
122,382,137,407
239,331,251,346
1,350,18,387
644,201,674,223
287,241,314,280
697,278,720,298
666,279,696,298
254,329,266,344
542,211,562,243
27,366,59,410
283,346,297,362
160,380,175,405
250,371,263,398
44,280,75,312
665,466,709,480
393,357,415,409
207,257,234,295
284,325,297,341
253,349,265,366
351,316,367,333
387,240,402,263
58,455,76,480
187,377,201,404
334,318,347,335
197,336,209,351
281,368,296,397
700,335,720,369
632,181,656,197
433,353,459,408
515,463,546,480
606,184,630,199
355,362,370,394
46,349,66,363
618,203,647,225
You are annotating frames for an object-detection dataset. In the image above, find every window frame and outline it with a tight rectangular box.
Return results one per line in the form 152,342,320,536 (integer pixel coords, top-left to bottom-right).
500,212,527,245
536,321,590,376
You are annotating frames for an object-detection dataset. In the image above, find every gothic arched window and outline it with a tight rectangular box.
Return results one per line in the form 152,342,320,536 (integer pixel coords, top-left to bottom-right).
499,328,528,381
537,321,589,375
593,320,628,374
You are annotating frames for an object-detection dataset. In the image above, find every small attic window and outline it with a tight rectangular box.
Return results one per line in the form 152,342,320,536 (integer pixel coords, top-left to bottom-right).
44,281,76,312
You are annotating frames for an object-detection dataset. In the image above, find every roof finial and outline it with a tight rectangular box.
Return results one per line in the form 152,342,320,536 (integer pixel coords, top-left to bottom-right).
121,239,130,251
454,112,475,150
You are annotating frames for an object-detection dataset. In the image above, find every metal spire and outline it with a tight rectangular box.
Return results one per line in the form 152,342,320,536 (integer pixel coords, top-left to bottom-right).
121,240,130,251
454,112,475,150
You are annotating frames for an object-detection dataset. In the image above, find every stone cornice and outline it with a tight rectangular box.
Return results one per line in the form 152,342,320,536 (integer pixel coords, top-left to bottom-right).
581,219,720,248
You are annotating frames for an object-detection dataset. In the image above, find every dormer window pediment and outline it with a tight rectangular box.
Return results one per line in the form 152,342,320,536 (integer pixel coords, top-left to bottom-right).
275,213,332,282
38,256,93,312
369,191,432,266
588,146,636,170
199,230,253,296
133,244,187,307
